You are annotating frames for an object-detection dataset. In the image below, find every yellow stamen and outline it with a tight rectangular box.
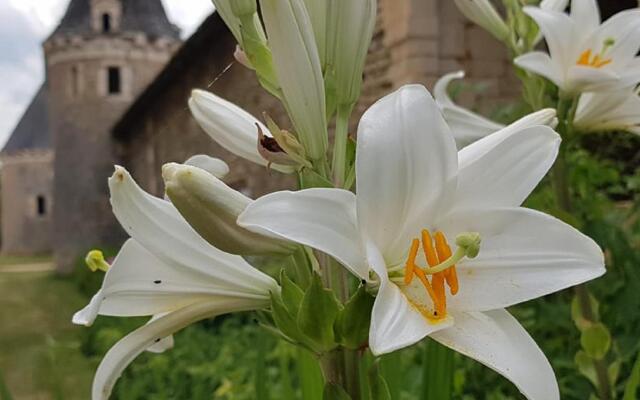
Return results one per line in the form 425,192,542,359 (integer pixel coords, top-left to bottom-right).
576,49,612,69
435,232,459,295
404,239,419,285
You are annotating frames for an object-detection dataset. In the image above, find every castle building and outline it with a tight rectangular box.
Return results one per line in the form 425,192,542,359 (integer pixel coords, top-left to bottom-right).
4,0,630,272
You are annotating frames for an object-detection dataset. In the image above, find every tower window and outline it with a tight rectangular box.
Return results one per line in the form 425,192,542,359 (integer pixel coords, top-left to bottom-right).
107,66,121,94
102,13,112,33
70,65,80,97
36,195,47,216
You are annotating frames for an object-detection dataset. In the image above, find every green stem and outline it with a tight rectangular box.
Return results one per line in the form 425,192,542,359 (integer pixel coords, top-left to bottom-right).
332,104,352,188
421,339,454,399
552,96,611,400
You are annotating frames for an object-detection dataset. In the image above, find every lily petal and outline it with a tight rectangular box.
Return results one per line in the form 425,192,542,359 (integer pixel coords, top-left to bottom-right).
437,207,605,312
434,71,505,148
73,240,269,326
523,7,575,70
356,85,458,264
566,65,620,93
454,125,560,210
366,241,453,356
109,167,278,299
92,299,261,400
184,155,230,179
569,0,600,34
189,90,294,173
431,309,559,400
238,188,369,280
514,52,562,87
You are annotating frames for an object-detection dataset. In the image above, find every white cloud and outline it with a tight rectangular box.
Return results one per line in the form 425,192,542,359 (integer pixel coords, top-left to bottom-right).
0,0,214,147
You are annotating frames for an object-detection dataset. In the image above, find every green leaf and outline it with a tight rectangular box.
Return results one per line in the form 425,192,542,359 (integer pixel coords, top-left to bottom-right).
297,349,324,400
297,274,341,353
323,383,352,400
0,368,13,400
571,293,600,331
581,323,611,360
300,168,334,189
270,291,303,344
280,270,304,317
608,360,621,387
335,285,375,349
575,350,598,388
623,349,640,400
254,332,269,400
422,339,454,399
368,361,391,400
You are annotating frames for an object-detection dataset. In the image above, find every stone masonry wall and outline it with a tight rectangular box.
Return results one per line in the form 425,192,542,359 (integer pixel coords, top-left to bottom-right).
46,33,179,271
0,150,54,255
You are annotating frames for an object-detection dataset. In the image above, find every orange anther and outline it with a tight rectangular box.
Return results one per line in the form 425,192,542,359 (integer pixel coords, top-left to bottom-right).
414,268,437,305
421,230,438,267
435,231,459,296
404,239,419,285
577,49,592,66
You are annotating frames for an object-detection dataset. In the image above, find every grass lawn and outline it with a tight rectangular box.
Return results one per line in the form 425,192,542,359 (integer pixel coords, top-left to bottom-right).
0,271,94,399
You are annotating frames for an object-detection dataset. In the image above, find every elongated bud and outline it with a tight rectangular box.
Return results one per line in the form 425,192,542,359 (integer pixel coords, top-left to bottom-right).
162,163,296,256
454,0,509,42
230,0,258,16
330,0,377,108
184,155,230,179
260,0,328,161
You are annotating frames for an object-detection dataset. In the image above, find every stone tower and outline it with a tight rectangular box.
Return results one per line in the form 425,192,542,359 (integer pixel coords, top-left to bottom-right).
44,0,181,271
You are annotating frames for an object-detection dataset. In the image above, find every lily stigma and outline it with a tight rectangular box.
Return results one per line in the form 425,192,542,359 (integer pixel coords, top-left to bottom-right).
576,38,615,69
389,231,481,321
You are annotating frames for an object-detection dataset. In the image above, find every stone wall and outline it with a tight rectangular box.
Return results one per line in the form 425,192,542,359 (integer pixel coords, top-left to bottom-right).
45,32,180,271
0,150,54,255
115,14,295,200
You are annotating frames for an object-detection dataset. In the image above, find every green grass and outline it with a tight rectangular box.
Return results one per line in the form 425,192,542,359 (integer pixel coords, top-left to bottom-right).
0,254,52,267
0,271,94,399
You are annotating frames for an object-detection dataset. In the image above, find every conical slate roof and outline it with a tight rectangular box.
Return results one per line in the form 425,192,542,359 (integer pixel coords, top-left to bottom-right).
2,84,51,155
52,0,180,39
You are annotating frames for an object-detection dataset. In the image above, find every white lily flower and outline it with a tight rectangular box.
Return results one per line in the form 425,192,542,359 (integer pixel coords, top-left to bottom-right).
515,0,640,94
238,85,605,399
434,71,557,148
73,166,278,400
189,89,295,173
260,0,328,161
574,86,640,135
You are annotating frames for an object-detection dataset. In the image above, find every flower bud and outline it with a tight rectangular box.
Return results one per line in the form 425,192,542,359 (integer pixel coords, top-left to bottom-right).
260,0,328,161
230,0,258,17
454,0,509,42
162,163,296,256
184,155,230,179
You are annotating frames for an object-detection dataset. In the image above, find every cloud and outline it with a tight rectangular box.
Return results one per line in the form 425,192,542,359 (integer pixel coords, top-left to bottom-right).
0,0,214,147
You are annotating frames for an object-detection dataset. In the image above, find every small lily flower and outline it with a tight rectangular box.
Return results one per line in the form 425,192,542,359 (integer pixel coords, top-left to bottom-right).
163,162,296,256
259,0,328,161
73,166,279,400
515,0,640,94
574,86,640,135
189,89,295,173
434,71,557,148
238,85,605,399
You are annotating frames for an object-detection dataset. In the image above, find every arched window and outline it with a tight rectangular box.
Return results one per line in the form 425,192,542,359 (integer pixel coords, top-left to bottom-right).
102,13,112,33
70,65,80,97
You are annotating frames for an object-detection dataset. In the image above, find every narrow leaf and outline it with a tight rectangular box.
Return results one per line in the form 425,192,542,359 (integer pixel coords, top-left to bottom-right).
421,339,454,399
623,349,640,400
323,383,352,400
368,360,391,400
336,285,375,349
297,274,341,352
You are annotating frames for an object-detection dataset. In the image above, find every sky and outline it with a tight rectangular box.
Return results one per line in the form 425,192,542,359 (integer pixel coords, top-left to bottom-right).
0,0,214,147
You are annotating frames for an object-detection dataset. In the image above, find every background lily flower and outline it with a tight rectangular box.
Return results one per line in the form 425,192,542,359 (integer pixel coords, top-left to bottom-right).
453,0,510,42
238,85,605,399
515,0,640,94
574,86,640,135
434,71,557,148
74,166,279,399
189,89,295,173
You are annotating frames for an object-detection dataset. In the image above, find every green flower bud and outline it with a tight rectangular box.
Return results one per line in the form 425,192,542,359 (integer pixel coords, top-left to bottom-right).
163,163,296,256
